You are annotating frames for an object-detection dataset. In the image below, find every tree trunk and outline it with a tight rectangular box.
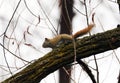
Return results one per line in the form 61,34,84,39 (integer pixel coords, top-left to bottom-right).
59,0,74,83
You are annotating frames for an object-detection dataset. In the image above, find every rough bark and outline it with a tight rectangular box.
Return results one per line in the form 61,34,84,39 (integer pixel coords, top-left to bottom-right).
59,0,74,83
2,26,120,83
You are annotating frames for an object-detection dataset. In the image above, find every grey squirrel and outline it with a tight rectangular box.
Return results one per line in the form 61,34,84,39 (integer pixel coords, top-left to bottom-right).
42,24,95,48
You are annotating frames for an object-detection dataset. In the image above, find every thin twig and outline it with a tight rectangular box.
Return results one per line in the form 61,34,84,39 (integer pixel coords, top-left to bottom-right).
24,0,38,17
84,0,89,25
77,59,96,83
62,67,76,83
94,56,99,83
97,17,120,64
84,0,99,82
37,0,57,35
2,0,22,75
73,6,86,16
0,43,30,63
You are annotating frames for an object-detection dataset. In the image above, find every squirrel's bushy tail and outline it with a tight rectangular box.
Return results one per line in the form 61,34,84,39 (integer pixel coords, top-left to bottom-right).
73,24,95,38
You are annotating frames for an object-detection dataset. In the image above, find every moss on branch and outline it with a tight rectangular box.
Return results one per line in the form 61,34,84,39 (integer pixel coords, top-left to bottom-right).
2,26,120,83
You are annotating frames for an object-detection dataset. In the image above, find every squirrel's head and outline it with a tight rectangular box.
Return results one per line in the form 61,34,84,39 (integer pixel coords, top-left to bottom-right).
42,38,54,48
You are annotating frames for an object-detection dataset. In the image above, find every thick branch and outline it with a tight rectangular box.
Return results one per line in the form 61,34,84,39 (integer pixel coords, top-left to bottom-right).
2,26,120,83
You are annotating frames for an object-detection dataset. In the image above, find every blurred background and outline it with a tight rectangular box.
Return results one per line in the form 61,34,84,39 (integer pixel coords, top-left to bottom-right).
0,0,120,83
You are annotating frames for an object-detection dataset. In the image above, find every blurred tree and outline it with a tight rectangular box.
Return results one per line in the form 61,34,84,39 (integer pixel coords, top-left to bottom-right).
59,0,74,83
118,0,120,13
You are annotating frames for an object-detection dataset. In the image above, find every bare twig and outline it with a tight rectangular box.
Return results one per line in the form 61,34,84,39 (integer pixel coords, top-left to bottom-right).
97,17,120,64
77,59,96,83
94,56,99,83
62,67,76,83
0,43,30,63
24,0,38,17
37,0,57,35
2,0,22,75
84,0,89,25
84,1,99,82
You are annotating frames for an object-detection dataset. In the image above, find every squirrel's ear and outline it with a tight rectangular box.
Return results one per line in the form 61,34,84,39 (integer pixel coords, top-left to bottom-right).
45,38,49,41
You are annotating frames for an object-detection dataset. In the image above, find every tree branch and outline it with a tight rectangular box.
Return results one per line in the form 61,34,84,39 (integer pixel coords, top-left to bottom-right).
2,26,120,83
77,59,96,83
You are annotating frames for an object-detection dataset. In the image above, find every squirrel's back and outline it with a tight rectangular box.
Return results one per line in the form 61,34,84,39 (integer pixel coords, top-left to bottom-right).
42,34,72,48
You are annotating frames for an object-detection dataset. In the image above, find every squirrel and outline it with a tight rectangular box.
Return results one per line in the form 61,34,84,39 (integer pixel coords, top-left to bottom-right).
42,24,95,48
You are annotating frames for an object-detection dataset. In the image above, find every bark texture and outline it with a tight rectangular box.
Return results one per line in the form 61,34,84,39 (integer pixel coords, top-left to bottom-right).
2,26,120,83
